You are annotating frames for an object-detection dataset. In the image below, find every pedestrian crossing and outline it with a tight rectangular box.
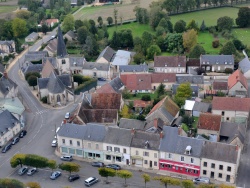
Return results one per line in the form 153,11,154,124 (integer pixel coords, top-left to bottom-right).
35,109,49,115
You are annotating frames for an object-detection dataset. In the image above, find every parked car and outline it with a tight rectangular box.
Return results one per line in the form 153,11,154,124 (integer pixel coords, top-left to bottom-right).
12,137,20,145
84,177,98,187
91,162,104,167
98,77,106,81
27,167,37,176
2,144,12,153
193,177,210,184
18,166,28,175
68,174,80,182
106,164,121,170
19,130,27,138
50,171,61,180
51,139,57,147
65,112,70,119
60,155,73,161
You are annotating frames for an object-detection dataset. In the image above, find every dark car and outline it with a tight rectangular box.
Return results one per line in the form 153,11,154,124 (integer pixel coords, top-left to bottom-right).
98,77,106,81
12,137,20,145
19,130,27,138
68,174,80,182
91,162,104,167
2,144,12,153
106,164,121,170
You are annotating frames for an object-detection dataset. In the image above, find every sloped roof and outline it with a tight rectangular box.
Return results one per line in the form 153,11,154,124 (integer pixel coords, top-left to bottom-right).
212,97,250,111
91,93,121,109
133,99,152,108
200,55,234,65
97,46,116,63
198,113,221,131
184,100,195,111
96,77,124,94
119,64,148,72
22,64,43,75
112,50,131,66
24,51,48,62
83,123,107,142
228,69,248,90
57,26,68,58
37,78,49,89
57,123,86,139
0,74,17,97
213,81,228,90
239,55,250,73
0,110,19,133
120,74,152,90
151,73,176,83
192,101,211,113
65,30,77,39
186,58,200,67
104,127,133,146
0,97,25,116
79,109,117,124
25,32,38,39
220,122,245,144
69,57,85,67
44,39,57,54
41,59,56,78
176,75,204,84
82,62,109,71
154,56,186,67
119,118,145,130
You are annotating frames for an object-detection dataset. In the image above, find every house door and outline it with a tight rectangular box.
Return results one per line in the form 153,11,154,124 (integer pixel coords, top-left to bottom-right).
210,171,214,178
150,161,152,168
126,159,129,165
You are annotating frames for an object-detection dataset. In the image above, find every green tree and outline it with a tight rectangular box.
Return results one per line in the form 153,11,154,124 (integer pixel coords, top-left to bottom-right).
174,82,192,107
217,16,234,31
165,33,184,53
41,24,49,35
220,41,237,55
147,45,161,60
75,19,83,30
0,178,24,188
97,16,103,27
83,36,99,56
236,7,250,28
183,29,197,52
98,167,116,183
141,31,154,55
47,160,57,172
200,20,206,32
15,10,31,19
149,3,167,30
117,170,133,186
181,180,195,188
24,154,48,168
120,105,130,118
141,173,150,188
26,182,41,188
189,44,205,58
219,185,235,188
25,72,41,81
134,7,149,24
62,14,74,33
232,39,245,51
154,176,181,188
174,20,186,33
133,53,145,64
12,18,28,38
10,153,26,168
186,19,199,32
198,184,216,188
141,95,151,101
107,17,113,26
156,83,165,98
77,26,89,44
59,162,80,175
27,76,38,89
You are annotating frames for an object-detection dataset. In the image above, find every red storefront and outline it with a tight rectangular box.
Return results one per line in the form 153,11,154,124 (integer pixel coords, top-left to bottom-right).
159,159,200,177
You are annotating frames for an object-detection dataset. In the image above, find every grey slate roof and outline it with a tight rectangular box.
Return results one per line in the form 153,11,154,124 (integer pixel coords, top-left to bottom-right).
201,141,238,164
0,64,5,73
69,57,85,67
0,40,14,45
104,127,133,146
192,101,211,113
65,30,77,39
57,26,68,58
24,51,48,62
25,32,38,39
239,55,250,74
84,123,107,142
119,118,145,130
131,130,160,150
0,110,19,134
200,55,234,65
172,84,199,97
109,77,124,93
176,75,204,84
160,126,204,158
43,57,57,68
57,123,86,139
22,64,43,75
119,64,148,72
0,75,17,97
220,122,245,144
97,46,116,62
37,78,49,89
82,62,110,71
58,74,71,87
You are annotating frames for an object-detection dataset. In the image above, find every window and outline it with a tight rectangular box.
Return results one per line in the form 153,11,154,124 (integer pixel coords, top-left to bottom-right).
123,148,127,153
226,175,230,182
211,163,215,168
218,173,222,178
154,153,157,158
96,154,100,158
168,153,172,158
77,141,80,146
62,59,65,64
106,155,111,160
116,156,122,162
203,162,207,167
69,140,72,145
114,147,120,152
136,150,139,155
154,161,158,166
191,158,194,163
194,170,198,174
143,152,149,157
181,156,184,161
107,146,112,151
227,166,231,172
222,111,225,116
88,143,91,148
219,165,223,170
144,160,148,164
210,171,214,178
226,117,229,121
203,170,207,175
96,144,99,149
62,139,65,144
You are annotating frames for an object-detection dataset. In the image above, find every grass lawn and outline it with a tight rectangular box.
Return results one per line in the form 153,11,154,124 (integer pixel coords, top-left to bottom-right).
192,117,199,129
197,32,220,54
0,5,17,13
232,28,250,46
127,92,158,100
170,7,239,27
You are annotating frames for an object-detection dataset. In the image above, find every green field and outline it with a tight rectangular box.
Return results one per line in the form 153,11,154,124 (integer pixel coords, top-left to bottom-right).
233,28,250,46
170,7,239,27
0,5,17,13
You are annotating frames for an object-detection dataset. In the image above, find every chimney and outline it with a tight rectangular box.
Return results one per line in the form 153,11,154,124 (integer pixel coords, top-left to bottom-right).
154,119,158,128
63,119,67,124
236,145,239,151
160,131,164,139
3,71,7,79
178,127,182,135
131,128,135,135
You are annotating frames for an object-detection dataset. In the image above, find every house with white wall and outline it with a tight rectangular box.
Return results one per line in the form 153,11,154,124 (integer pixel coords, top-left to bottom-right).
154,56,186,73
228,69,248,97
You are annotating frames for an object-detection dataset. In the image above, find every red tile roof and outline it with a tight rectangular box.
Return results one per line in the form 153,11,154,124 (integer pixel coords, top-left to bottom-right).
212,96,250,111
134,100,152,108
213,81,228,90
41,19,59,26
154,56,186,67
120,74,151,90
91,93,121,109
151,73,176,83
198,113,221,131
96,83,117,93
228,70,248,90
186,58,200,67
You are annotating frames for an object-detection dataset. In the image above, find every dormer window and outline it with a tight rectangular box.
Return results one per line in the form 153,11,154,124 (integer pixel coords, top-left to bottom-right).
144,140,149,149
206,62,209,64
73,62,77,66
185,145,192,155
216,62,219,64
178,64,180,67
165,64,167,67
62,59,66,64
225,62,227,64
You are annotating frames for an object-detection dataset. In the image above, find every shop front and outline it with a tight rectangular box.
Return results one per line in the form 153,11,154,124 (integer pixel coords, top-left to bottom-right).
104,151,124,164
83,149,104,161
159,159,200,177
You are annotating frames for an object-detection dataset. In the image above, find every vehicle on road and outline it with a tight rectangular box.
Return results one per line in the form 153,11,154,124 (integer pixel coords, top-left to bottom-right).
51,139,57,147
12,137,20,145
19,130,27,138
27,167,37,176
18,166,28,175
50,171,61,180
68,174,80,182
97,77,106,81
106,164,121,170
65,112,70,119
91,162,104,167
60,155,73,161
2,144,12,153
193,177,210,184
84,177,98,187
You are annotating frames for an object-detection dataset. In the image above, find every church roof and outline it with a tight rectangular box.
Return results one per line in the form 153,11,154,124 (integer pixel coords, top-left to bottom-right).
57,26,68,58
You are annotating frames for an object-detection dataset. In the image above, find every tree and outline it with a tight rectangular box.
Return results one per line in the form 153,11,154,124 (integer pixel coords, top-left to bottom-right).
98,167,116,183
174,20,186,33
26,182,41,188
149,4,168,30
220,41,237,55
186,19,199,32
59,162,80,175
12,18,28,38
141,95,151,101
141,173,150,188
47,160,57,172
217,16,234,31
189,44,205,58
165,33,184,53
41,24,49,35
97,16,103,27
134,7,149,24
147,45,161,60
200,20,206,32
62,14,74,33
25,72,41,81
198,185,216,188
77,26,89,44
120,105,130,118
154,176,181,188
156,83,165,98
181,180,194,188
0,178,24,188
133,53,145,64
232,39,245,51
174,82,192,107
114,8,118,27
83,36,99,56
117,170,133,186
75,19,83,30
107,17,113,26
27,76,37,89
218,185,235,188
10,153,26,168
183,29,197,52
236,7,250,28
141,31,154,55
24,154,48,168
15,10,31,19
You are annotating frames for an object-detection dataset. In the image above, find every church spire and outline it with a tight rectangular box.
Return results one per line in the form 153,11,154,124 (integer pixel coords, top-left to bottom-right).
57,25,68,58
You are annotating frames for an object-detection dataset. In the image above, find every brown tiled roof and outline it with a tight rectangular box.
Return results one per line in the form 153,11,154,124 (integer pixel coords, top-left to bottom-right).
133,100,152,108
41,59,56,78
151,73,176,83
212,97,250,111
79,109,118,123
41,19,59,26
198,113,221,131
228,69,248,90
186,58,200,67
154,56,186,67
96,83,117,93
91,93,121,109
120,74,151,90
213,81,228,90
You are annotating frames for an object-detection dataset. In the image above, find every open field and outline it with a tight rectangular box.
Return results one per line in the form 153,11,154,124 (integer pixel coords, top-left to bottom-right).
0,0,18,19
233,28,250,47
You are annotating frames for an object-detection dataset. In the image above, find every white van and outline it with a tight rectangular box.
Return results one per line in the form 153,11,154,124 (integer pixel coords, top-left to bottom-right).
193,177,210,184
84,177,98,187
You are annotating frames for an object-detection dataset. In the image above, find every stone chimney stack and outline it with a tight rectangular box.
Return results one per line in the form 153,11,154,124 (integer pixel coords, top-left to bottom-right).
131,128,135,135
160,131,164,139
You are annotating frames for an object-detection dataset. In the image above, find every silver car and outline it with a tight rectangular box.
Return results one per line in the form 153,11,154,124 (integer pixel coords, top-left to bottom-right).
27,167,37,176
18,166,28,175
50,171,61,180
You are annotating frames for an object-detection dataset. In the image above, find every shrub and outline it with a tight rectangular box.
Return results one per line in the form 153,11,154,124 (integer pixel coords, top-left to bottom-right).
141,95,151,101
224,68,233,74
212,40,220,48
41,96,47,103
